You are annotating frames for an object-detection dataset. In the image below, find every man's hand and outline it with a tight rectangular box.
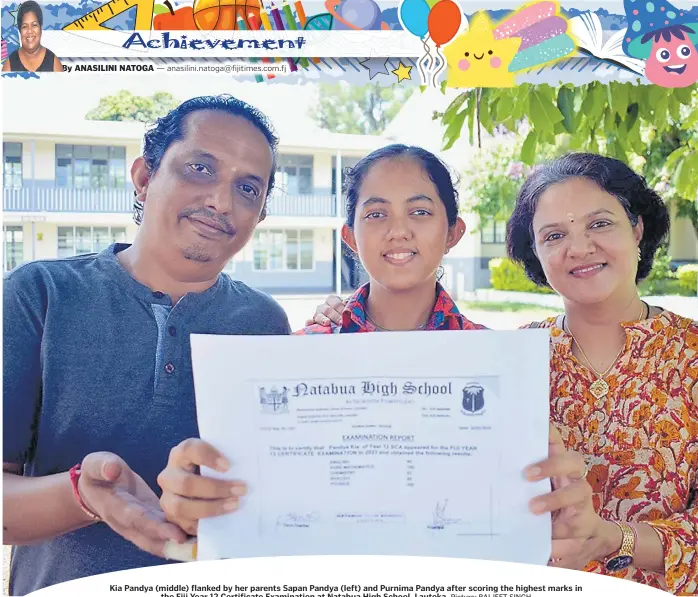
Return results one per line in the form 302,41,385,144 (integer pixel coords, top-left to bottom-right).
305,295,345,327
78,452,188,557
158,438,247,536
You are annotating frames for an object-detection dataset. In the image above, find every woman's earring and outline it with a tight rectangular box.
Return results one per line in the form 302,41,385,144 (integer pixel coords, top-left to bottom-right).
637,247,642,262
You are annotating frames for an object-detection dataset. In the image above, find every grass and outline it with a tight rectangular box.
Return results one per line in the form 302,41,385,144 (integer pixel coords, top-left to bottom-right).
639,278,696,297
458,301,564,314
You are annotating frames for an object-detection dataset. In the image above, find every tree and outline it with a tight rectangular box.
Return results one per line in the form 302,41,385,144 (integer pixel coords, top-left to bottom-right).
311,82,414,135
462,137,564,227
436,83,698,238
86,90,179,122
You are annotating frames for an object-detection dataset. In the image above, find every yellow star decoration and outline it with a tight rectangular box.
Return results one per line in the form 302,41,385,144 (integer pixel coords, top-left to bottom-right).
443,13,521,88
392,62,412,83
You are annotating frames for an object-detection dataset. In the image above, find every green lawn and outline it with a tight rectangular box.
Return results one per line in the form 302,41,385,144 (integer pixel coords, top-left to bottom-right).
639,278,696,297
458,300,564,314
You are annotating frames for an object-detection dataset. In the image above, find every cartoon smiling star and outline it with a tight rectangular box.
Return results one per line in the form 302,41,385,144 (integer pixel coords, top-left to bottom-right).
443,12,521,88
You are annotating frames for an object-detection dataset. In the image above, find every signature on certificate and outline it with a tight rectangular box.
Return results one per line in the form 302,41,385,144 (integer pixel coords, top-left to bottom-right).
427,499,461,530
275,511,321,529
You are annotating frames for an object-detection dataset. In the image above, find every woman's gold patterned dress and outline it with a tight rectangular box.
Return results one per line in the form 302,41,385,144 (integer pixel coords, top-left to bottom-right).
535,311,698,594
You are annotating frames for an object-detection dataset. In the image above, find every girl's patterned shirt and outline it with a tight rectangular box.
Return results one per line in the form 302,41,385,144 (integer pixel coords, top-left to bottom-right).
295,283,486,334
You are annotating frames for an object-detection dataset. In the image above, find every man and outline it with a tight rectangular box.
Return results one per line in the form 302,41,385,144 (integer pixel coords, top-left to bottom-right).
3,95,291,594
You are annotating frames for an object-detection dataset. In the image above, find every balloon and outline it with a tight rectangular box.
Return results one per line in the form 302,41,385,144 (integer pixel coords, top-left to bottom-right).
399,0,430,38
425,0,439,7
427,0,462,46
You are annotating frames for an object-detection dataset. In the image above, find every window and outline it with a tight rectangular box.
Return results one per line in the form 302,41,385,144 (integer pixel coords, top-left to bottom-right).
92,227,112,253
276,155,313,195
253,229,314,271
57,226,127,257
3,142,22,188
481,218,506,244
3,225,24,271
254,230,284,270
56,145,126,189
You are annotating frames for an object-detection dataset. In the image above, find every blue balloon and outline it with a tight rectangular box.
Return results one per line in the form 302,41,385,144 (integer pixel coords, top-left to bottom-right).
399,0,430,38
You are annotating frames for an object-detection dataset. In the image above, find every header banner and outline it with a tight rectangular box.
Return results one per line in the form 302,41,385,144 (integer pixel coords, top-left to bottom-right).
41,31,424,57
3,0,698,87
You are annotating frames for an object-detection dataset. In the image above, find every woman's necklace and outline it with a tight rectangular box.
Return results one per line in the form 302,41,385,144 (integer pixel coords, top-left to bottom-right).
564,301,647,400
365,310,429,332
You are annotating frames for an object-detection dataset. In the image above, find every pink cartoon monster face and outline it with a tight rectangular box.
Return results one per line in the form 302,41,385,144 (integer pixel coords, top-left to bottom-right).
644,29,698,88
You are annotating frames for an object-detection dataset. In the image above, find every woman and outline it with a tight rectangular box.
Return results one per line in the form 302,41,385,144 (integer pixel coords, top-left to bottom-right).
3,1,63,73
510,153,697,593
297,144,485,334
156,145,595,568
312,152,698,594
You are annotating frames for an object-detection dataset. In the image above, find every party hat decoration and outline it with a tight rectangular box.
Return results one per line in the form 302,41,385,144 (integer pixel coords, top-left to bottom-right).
623,0,698,87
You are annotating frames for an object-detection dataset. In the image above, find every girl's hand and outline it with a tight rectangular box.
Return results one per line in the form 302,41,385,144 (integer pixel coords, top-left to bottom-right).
158,438,247,536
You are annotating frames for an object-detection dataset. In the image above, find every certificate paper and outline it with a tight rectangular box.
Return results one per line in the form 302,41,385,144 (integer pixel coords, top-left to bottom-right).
191,330,551,564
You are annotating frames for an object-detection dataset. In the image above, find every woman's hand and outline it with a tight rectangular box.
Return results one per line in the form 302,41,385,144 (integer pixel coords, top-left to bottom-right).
306,295,346,326
525,425,618,569
157,439,247,538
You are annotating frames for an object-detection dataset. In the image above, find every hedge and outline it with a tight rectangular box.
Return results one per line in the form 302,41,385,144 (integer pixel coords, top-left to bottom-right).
677,264,698,294
489,258,697,296
489,258,554,294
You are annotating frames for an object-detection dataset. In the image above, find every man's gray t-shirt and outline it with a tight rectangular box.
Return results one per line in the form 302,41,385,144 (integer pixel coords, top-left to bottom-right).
3,244,291,594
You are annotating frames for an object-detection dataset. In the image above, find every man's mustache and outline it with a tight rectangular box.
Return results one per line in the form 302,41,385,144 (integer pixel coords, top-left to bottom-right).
179,208,236,236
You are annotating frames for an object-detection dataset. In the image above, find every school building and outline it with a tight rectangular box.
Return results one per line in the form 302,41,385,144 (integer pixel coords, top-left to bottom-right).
2,117,382,295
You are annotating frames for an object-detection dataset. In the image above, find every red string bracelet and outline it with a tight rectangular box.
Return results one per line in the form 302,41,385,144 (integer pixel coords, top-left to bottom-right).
69,464,102,522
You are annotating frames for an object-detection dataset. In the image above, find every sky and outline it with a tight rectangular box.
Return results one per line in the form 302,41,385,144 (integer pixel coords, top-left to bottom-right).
2,77,326,140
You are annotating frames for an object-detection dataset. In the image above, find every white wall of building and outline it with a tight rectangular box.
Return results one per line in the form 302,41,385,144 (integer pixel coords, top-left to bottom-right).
669,210,698,262
313,229,334,262
34,140,55,181
127,143,142,169
314,153,333,192
33,222,57,261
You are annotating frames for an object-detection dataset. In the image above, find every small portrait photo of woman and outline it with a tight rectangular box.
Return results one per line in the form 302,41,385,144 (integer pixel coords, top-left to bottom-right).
3,1,63,73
